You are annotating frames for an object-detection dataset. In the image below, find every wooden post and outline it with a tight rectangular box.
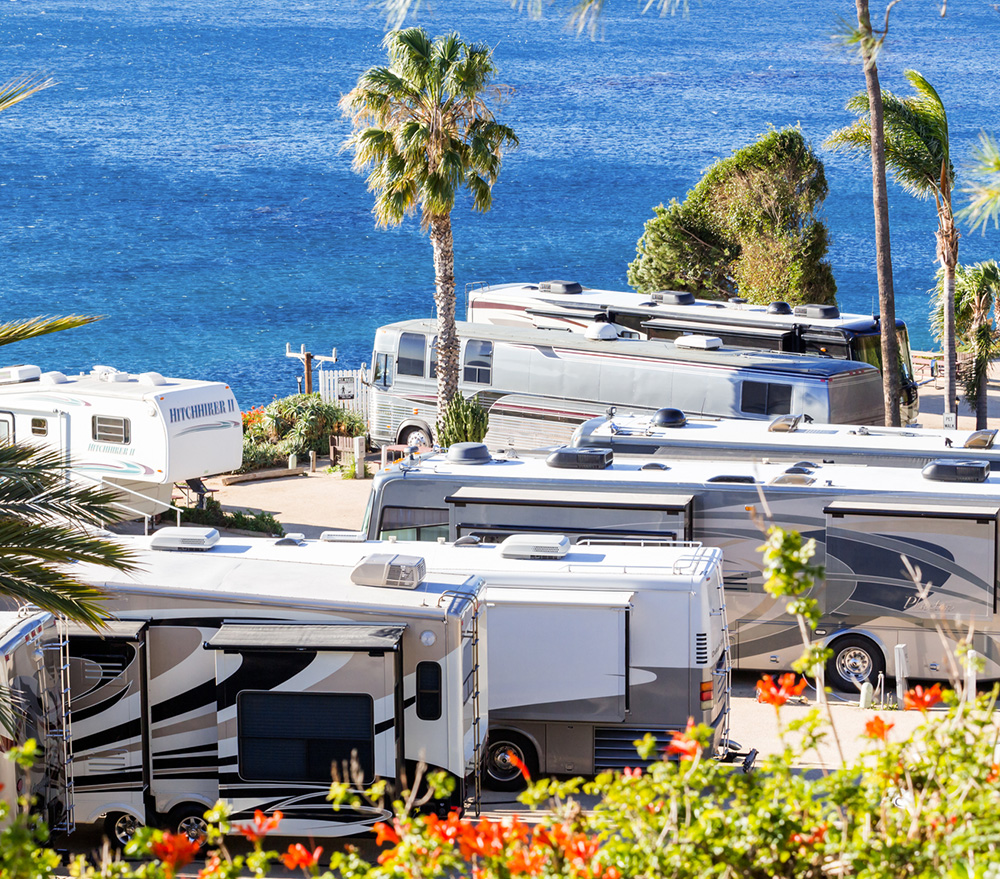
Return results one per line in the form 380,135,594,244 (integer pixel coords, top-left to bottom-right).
304,351,313,395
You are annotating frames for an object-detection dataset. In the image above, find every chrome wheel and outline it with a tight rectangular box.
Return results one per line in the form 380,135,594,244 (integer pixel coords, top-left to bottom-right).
484,736,535,791
400,426,432,448
106,812,141,846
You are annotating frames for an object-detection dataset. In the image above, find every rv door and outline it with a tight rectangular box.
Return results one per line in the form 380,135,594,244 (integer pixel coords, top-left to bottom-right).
206,623,405,837
0,412,13,445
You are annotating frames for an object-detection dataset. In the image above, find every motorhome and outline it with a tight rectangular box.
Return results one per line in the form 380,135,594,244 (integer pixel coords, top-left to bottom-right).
365,444,1000,692
571,409,1000,470
0,364,243,521
67,529,486,843
364,535,731,789
0,611,71,835
466,280,919,422
368,319,884,450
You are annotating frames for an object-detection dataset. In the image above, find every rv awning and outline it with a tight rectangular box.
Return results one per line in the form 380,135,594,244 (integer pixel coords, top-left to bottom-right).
446,486,694,511
204,623,407,652
825,500,1000,520
487,588,634,608
65,619,148,640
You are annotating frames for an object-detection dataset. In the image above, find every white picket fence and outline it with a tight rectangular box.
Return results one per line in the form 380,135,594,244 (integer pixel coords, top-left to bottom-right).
318,365,371,427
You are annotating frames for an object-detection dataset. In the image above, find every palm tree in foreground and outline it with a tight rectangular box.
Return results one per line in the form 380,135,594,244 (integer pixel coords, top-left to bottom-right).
828,69,959,422
341,28,518,414
961,132,1000,233
0,73,55,114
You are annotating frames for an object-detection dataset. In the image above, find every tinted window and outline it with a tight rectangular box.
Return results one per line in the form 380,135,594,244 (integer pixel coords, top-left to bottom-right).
239,691,374,782
398,333,426,377
740,381,792,415
31,417,47,436
416,662,442,720
463,340,493,384
379,506,448,541
373,353,394,389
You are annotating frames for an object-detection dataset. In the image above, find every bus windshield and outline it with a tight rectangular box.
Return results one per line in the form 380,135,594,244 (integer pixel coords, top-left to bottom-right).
851,331,914,385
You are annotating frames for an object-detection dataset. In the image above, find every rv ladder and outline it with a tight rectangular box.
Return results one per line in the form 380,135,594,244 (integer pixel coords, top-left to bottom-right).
39,617,75,835
712,576,734,760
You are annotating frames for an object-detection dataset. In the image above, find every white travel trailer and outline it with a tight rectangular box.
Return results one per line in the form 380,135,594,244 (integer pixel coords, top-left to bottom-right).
367,536,731,789
0,610,72,835
466,280,919,422
0,364,243,521
571,409,1000,470
367,319,884,450
364,443,1000,692
67,529,486,843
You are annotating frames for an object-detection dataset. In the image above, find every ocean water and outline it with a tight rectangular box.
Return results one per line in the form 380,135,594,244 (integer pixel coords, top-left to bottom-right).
3,0,999,408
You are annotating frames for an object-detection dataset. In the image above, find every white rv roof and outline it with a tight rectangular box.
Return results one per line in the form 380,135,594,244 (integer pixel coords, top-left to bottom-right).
0,365,232,401
73,536,481,615
377,448,1000,506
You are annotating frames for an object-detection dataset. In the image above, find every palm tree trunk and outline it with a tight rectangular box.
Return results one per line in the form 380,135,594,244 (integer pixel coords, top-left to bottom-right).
938,209,959,419
856,0,901,427
977,365,988,429
429,212,459,409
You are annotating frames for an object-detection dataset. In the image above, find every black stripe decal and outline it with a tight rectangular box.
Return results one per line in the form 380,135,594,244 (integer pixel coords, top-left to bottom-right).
151,678,216,724
73,718,141,753
374,717,395,735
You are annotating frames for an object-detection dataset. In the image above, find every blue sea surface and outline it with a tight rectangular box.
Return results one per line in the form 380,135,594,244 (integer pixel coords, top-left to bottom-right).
3,0,999,407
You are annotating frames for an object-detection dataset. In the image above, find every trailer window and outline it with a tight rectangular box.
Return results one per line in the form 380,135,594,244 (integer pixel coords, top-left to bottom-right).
398,333,426,377
740,381,792,416
238,691,374,783
463,340,493,384
416,661,442,720
92,415,131,444
31,417,47,436
379,506,448,541
373,353,394,389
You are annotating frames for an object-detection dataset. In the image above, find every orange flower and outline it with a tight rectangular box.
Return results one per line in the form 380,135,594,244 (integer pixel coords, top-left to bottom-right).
790,824,828,847
987,763,1000,784
621,766,643,779
864,715,894,742
506,749,532,782
904,683,944,712
665,717,701,761
236,808,283,843
198,852,222,879
506,845,548,875
756,673,808,708
150,831,201,879
424,810,464,843
282,843,323,871
374,820,400,846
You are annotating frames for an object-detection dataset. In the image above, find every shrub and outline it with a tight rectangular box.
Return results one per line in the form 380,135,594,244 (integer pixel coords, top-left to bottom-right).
180,496,284,537
437,393,489,446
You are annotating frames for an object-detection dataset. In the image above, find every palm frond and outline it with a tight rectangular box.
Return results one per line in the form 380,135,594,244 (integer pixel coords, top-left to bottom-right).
0,683,24,736
0,314,103,348
0,73,56,115
959,132,1000,233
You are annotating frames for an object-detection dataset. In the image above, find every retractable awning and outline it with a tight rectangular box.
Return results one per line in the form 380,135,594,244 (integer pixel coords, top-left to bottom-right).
204,623,407,652
825,500,1000,520
65,619,148,640
446,485,693,510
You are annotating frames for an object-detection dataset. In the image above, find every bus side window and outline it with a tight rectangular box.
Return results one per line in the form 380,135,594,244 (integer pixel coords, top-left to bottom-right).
429,335,438,379
373,353,394,389
463,340,493,384
398,333,426,377
741,380,792,416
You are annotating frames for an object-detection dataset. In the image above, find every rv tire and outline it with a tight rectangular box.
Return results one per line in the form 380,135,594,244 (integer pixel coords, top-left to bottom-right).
484,732,537,792
826,635,885,693
399,425,432,448
105,811,142,847
167,803,209,843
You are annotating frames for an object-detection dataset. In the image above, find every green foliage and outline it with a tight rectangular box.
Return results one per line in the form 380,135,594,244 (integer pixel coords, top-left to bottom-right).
437,393,489,446
239,394,364,474
180,497,285,537
629,127,836,306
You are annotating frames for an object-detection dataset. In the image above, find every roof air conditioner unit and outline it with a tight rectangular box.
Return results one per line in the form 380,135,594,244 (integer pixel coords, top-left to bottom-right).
546,447,613,470
793,304,841,320
651,290,696,306
351,553,426,589
150,526,220,551
922,459,990,483
499,533,570,559
675,335,723,350
538,280,583,295
0,365,41,384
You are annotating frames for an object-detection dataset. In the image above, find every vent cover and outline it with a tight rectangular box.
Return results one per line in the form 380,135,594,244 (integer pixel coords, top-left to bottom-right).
922,459,990,483
767,301,793,315
546,447,613,470
695,632,709,665
150,526,220,551
499,533,570,559
652,407,687,428
964,429,997,450
351,553,426,589
675,334,722,350
538,280,582,295
446,442,492,465
651,290,696,306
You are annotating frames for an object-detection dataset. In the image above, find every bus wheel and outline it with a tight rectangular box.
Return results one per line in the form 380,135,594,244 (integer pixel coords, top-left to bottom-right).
484,733,537,792
105,811,142,847
826,635,885,693
399,425,432,448
167,804,209,843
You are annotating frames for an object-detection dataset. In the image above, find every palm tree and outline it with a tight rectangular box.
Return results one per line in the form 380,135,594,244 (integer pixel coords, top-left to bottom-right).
828,69,959,422
961,132,1000,234
340,28,518,411
933,260,1000,429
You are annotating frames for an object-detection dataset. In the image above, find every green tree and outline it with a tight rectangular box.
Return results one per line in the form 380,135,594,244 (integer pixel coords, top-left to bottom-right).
628,127,836,307
828,69,959,423
961,132,1000,233
340,28,518,413
933,260,1000,429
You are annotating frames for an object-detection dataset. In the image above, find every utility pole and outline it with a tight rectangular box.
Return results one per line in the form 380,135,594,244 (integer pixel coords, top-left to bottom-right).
285,344,336,395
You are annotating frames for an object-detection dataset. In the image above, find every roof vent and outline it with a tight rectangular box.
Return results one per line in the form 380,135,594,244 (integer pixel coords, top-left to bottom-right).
964,429,997,450
319,530,366,542
538,280,583,295
652,407,687,428
793,304,841,320
768,414,803,433
706,474,757,484
770,472,815,486
92,365,130,383
675,334,723,350
40,371,69,385
138,371,167,386
350,553,426,589
651,290,696,306
641,461,670,470
499,533,570,559
729,297,747,305
585,323,618,341
546,447,613,470
446,442,492,465
767,301,793,315
150,526,220,551
922,459,990,483
0,365,41,384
